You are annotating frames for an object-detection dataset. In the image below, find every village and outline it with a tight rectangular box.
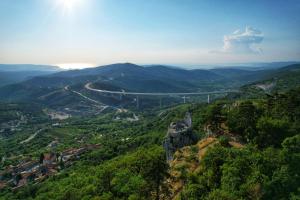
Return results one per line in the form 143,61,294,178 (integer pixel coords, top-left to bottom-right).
0,144,100,190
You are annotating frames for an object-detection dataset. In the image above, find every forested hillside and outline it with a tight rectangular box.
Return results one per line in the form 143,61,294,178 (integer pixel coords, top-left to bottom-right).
1,63,299,114
1,63,299,200
239,64,300,98
1,84,299,199
178,87,300,199
1,0,299,198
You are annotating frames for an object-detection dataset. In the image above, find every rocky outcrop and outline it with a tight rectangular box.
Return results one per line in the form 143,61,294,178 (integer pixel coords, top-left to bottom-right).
163,112,196,161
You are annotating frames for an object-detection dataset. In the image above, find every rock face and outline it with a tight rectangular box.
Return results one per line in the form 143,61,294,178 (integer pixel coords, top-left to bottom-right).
163,112,196,161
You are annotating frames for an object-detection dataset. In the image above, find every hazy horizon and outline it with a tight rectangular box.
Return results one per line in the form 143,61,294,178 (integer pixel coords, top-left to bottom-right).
1,0,300,69
2,61,300,70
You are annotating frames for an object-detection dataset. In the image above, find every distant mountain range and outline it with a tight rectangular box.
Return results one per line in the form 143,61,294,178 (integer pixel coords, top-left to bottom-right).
0,64,61,86
197,61,300,70
0,64,60,72
0,62,299,112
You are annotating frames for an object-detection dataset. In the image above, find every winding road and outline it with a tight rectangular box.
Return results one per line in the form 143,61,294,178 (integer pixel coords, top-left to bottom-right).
64,85,119,111
20,129,44,144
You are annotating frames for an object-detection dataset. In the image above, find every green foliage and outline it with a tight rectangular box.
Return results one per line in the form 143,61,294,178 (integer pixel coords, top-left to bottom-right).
227,101,261,142
0,146,168,200
225,87,300,147
256,117,290,148
218,135,230,147
263,134,300,200
204,102,224,130
180,135,300,200
177,87,300,199
1,86,300,199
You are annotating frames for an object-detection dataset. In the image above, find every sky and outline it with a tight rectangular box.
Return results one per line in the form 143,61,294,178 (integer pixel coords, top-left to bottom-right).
0,0,299,69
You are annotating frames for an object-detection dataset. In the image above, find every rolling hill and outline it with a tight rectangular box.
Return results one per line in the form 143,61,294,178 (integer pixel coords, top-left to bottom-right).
48,63,224,91
238,64,300,98
0,62,299,113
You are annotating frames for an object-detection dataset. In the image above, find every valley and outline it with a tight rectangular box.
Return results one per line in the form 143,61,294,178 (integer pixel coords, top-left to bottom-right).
0,63,299,199
1,0,299,198
2,62,298,114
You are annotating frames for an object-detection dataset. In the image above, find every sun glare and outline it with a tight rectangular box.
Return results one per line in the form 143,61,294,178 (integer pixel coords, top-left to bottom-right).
57,0,81,15
56,63,96,70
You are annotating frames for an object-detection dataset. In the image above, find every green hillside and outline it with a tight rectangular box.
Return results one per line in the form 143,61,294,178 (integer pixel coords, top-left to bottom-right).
0,86,299,199
1,63,294,113
0,64,300,199
236,64,300,99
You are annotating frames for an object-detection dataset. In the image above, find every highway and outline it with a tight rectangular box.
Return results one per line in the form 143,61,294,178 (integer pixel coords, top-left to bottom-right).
85,83,238,96
64,85,123,111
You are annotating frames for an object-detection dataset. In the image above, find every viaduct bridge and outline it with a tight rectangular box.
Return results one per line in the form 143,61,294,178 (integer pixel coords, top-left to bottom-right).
85,83,239,109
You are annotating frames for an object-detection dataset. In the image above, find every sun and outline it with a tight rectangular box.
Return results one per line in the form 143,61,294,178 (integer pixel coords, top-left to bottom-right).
57,0,81,15
63,0,75,9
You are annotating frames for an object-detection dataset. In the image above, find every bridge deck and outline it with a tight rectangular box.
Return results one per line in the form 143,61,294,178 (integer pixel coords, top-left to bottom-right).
85,83,239,96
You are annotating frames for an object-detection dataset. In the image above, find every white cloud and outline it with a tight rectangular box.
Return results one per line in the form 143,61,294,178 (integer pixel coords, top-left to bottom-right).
217,26,264,54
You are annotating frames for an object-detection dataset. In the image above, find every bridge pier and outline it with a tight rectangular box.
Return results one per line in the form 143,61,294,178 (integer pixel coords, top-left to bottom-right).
183,96,186,103
136,96,139,109
182,96,190,104
160,98,162,108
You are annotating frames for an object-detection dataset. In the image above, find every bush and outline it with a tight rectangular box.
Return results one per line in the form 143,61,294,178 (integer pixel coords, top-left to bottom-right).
218,136,230,147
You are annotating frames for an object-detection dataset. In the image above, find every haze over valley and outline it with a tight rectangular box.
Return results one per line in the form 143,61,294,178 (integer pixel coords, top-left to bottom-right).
0,0,300,199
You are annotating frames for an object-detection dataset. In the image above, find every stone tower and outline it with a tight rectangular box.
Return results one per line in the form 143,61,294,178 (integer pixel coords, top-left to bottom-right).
163,112,196,161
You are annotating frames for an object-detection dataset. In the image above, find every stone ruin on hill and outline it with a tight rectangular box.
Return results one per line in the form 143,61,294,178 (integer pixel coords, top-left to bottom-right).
163,112,197,161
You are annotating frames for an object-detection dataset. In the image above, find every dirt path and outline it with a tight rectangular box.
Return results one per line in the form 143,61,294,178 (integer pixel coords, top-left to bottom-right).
20,129,43,144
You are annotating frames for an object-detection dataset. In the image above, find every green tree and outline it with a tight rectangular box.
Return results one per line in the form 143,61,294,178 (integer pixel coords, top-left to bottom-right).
263,135,300,200
227,101,260,142
111,169,147,199
205,103,224,130
256,117,290,148
135,147,169,200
